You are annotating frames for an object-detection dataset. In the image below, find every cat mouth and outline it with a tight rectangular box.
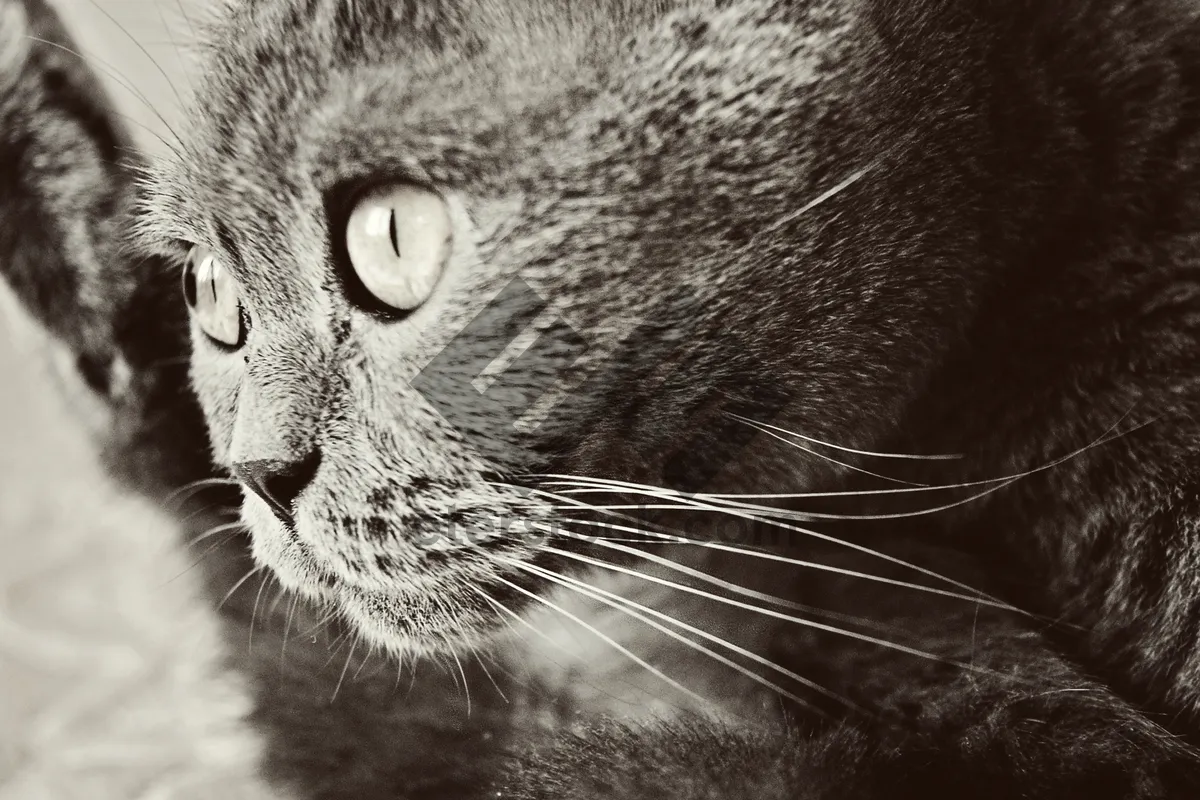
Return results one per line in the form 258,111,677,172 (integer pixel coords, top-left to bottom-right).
329,556,558,653
247,503,574,650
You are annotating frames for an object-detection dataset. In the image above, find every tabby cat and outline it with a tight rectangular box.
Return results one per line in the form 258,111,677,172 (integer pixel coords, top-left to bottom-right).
4,0,1200,796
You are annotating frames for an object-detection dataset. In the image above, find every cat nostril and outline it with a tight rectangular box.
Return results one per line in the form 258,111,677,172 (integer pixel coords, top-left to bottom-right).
232,452,321,527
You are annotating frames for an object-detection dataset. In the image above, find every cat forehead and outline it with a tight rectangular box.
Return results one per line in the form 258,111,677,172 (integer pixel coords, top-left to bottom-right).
142,0,673,243
141,0,853,252
193,0,674,154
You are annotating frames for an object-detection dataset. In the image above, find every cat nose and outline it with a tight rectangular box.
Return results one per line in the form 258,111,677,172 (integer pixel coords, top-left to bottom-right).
232,452,320,527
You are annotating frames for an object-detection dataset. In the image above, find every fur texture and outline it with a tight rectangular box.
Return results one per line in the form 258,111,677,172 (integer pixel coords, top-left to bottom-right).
4,0,1200,797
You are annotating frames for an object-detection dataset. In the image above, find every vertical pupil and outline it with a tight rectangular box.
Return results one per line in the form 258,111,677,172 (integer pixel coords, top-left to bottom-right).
388,210,400,257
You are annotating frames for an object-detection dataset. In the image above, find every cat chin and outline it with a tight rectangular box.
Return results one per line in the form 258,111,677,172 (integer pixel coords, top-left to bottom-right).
241,492,557,652
336,583,512,657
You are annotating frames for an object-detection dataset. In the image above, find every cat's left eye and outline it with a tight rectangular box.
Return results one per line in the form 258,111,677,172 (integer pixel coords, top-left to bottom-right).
344,184,452,313
183,245,244,347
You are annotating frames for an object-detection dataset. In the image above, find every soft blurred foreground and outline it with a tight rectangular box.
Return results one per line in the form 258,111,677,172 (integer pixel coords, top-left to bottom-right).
0,3,279,798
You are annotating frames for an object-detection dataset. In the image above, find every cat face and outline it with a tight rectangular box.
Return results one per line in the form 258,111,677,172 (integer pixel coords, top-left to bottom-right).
138,0,981,656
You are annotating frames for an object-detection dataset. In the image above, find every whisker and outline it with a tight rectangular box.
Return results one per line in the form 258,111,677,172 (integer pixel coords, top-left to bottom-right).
757,164,876,238
331,637,359,703
22,36,183,151
281,593,300,661
163,522,245,584
175,501,240,528
322,630,352,663
548,480,1018,523
394,653,406,692
171,0,205,61
451,648,472,716
404,656,420,700
726,414,962,460
536,406,1146,515
267,584,290,617
546,521,1019,614
217,564,264,611
186,520,245,547
491,576,716,712
517,485,1014,609
720,412,1148,521
248,571,271,653
551,481,980,502
535,545,1015,680
471,586,538,648
83,0,184,109
164,477,239,507
471,645,509,704
522,561,828,717
731,422,928,485
352,641,381,682
512,559,861,717
297,603,341,641
473,585,616,703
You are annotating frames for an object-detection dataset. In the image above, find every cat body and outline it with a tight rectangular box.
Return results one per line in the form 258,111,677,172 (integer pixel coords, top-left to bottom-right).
4,0,1200,797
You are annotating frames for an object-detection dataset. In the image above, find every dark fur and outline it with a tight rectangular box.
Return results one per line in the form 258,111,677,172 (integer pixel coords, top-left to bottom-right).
4,0,1200,797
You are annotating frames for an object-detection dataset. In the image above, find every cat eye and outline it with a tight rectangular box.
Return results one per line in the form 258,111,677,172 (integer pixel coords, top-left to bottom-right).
183,245,244,347
344,184,451,312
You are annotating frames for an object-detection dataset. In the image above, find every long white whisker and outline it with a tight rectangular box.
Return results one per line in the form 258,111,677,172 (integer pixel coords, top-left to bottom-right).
535,406,1146,510
470,585,572,657
546,521,1018,613
217,564,264,611
471,646,509,704
164,521,245,583
733,423,928,485
281,593,300,660
298,604,341,640
491,576,716,712
82,0,185,109
451,648,472,717
742,420,1140,520
187,520,246,547
267,583,289,617
726,414,962,460
471,592,565,697
516,484,1012,608
760,164,876,236
331,637,359,703
472,586,619,707
536,545,1014,680
470,585,641,706
22,36,183,150
512,559,861,717
248,571,271,653
165,477,238,506
352,641,380,682
549,479,1018,522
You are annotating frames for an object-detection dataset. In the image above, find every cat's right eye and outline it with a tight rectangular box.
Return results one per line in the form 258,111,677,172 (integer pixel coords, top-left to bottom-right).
344,184,451,313
183,245,244,348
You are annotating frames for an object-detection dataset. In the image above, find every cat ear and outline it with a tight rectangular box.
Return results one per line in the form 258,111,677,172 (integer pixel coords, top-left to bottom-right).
0,0,155,389
0,0,211,494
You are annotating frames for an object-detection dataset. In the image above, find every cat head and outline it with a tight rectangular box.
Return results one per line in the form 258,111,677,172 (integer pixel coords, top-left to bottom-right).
136,0,986,656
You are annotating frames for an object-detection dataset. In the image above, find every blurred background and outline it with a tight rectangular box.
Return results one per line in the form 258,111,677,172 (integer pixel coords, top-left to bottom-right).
1,3,278,798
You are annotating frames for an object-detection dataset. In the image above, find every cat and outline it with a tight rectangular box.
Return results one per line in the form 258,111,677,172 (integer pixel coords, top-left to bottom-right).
4,0,1200,796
